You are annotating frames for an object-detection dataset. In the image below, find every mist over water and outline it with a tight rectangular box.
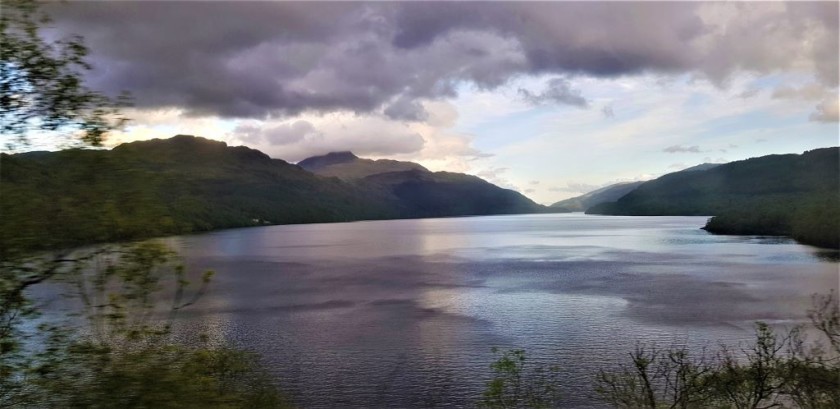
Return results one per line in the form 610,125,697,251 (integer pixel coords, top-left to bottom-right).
165,214,838,408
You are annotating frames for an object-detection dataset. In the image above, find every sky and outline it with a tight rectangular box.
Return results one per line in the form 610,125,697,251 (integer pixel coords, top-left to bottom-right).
40,1,839,205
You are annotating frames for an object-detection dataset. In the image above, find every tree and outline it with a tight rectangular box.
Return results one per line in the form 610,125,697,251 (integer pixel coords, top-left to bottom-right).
593,294,840,409
1,3,291,407
480,348,563,409
5,242,290,408
1,0,128,150
1,0,130,387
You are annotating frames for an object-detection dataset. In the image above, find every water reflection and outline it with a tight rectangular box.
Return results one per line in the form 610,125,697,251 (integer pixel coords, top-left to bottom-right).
164,214,837,408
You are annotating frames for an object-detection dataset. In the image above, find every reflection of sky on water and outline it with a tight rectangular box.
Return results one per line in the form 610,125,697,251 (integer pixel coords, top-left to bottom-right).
160,214,837,408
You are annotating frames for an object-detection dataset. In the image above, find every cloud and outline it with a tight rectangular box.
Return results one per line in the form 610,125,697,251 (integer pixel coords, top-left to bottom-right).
549,182,603,194
46,2,838,120
236,120,319,146
663,145,702,153
601,105,615,118
519,78,589,108
229,113,426,162
383,95,429,122
476,167,518,190
810,97,840,122
772,83,826,100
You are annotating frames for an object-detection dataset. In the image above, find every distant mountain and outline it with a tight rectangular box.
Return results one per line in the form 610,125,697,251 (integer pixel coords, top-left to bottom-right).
298,151,427,180
549,164,720,213
1,136,545,253
678,163,721,173
587,148,839,248
550,181,644,212
299,151,545,218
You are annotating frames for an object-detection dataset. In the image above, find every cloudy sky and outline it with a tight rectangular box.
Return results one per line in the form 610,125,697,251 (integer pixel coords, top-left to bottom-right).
45,1,838,204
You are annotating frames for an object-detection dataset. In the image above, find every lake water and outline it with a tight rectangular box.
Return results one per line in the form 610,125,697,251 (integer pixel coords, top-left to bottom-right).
163,213,838,408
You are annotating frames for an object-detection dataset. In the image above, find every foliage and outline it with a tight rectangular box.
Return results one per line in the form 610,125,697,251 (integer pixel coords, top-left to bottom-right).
2,241,291,409
479,348,563,409
0,0,128,150
1,2,292,408
480,292,840,408
593,292,840,409
595,344,714,409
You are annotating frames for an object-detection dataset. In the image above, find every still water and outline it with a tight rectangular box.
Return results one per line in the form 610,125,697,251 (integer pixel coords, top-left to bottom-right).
164,213,838,408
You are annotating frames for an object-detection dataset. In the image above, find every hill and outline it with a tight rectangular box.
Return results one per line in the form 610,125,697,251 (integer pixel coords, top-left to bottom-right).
586,148,840,248
549,164,719,212
550,181,644,212
1,136,544,254
298,151,545,218
297,151,427,180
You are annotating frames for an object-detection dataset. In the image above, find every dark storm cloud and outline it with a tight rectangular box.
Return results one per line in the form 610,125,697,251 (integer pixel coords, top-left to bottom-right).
47,1,839,119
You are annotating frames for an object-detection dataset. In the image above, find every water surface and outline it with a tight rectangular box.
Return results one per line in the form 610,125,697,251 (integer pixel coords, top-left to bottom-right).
165,214,838,408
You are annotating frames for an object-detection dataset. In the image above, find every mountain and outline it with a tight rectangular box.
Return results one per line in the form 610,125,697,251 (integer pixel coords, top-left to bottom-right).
298,151,428,180
586,148,839,248
298,151,545,218
1,136,544,254
678,163,721,173
550,181,644,212
549,164,720,213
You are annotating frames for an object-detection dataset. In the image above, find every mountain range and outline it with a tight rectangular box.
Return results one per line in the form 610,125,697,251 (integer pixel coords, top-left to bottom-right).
0,135,543,254
2,136,837,253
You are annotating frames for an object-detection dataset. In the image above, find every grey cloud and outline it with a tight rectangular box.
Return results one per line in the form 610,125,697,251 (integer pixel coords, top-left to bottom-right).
383,95,429,122
46,2,839,119
663,145,702,153
236,120,319,146
519,78,589,108
602,105,615,118
737,87,760,99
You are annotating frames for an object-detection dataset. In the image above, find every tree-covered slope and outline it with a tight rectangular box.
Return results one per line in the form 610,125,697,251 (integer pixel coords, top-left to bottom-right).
1,136,546,254
298,151,427,180
299,152,547,217
587,148,840,248
1,136,403,254
550,181,644,212
362,169,545,218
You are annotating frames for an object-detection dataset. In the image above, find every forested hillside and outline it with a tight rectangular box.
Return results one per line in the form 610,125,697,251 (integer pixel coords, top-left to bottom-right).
1,135,545,254
299,151,545,218
549,181,644,212
587,148,840,248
